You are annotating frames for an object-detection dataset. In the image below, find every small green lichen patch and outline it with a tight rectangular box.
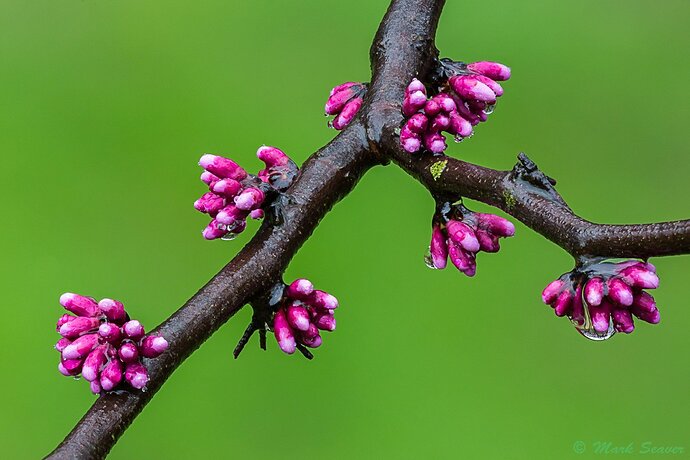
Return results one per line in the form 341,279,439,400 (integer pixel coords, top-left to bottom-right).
430,160,447,181
503,190,516,209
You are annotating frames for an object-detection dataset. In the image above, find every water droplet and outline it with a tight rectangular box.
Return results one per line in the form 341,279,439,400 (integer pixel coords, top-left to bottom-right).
73,376,81,381
424,249,438,269
453,135,464,143
574,317,616,341
327,121,334,128
483,103,496,115
221,232,238,241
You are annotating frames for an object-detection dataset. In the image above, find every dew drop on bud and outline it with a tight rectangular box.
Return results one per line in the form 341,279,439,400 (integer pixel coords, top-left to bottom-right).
423,249,438,270
221,233,238,241
454,135,464,143
573,316,616,341
483,103,496,115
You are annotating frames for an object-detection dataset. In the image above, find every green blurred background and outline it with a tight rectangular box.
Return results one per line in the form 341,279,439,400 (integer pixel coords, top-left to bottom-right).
1,0,688,458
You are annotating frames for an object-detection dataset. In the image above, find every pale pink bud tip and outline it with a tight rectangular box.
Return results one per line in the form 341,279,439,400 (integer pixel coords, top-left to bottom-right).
542,279,565,304
59,316,100,339
286,305,311,332
584,277,604,306
467,61,512,81
249,209,264,220
446,220,480,253
100,360,123,391
234,188,265,211
118,342,139,363
199,154,247,181
60,293,100,317
406,78,426,94
202,220,228,240
273,309,296,355
141,335,169,358
257,146,290,168
125,363,150,390
607,278,634,307
430,224,448,269
123,320,145,340
62,333,100,360
90,380,102,394
450,76,497,103
287,278,315,299
98,298,127,323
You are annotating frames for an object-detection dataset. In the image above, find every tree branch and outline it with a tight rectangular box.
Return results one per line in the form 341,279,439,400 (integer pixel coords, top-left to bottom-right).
49,0,689,457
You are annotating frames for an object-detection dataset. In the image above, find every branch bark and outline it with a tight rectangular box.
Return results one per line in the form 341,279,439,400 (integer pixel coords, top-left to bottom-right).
48,0,689,457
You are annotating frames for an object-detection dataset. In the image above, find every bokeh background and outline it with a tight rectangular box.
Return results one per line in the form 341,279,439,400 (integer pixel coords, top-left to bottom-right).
1,0,688,458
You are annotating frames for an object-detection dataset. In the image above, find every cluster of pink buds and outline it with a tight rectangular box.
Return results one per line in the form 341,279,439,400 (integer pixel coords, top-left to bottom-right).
426,202,515,276
542,260,660,340
273,279,338,356
195,146,298,240
400,59,511,154
56,293,168,394
325,82,367,130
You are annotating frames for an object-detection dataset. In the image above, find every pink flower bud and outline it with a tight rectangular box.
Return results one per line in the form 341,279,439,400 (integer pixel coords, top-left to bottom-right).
100,321,123,343
90,380,102,394
56,314,76,331
199,154,247,181
286,304,311,332
449,76,497,103
308,290,339,311
202,219,229,240
553,290,573,317
55,338,71,353
118,342,139,363
59,316,101,339
59,358,83,376
454,98,481,126
542,279,565,304
448,241,476,276
405,78,426,95
467,61,511,81
607,278,634,307
249,209,264,220
475,213,515,237
286,279,314,300
257,146,290,168
446,220,480,252
590,300,612,332
82,345,108,382
475,229,500,253
300,332,322,348
429,224,448,269
325,85,357,115
62,333,100,360
448,111,473,138
302,322,320,339
402,91,427,117
612,309,635,333
194,192,225,215
400,125,422,153
570,284,586,326
273,309,296,355
424,98,442,117
125,363,149,390
211,179,243,198
473,75,503,97
584,277,604,306
313,312,336,331
332,97,363,130
216,205,247,226
430,113,451,132
100,359,123,391
620,266,660,289
330,81,357,97
234,187,265,211
123,320,145,341
60,293,100,317
140,335,169,358
405,113,429,134
200,171,220,185
97,298,127,324
432,93,457,113
631,305,660,324
632,291,656,312
423,132,446,153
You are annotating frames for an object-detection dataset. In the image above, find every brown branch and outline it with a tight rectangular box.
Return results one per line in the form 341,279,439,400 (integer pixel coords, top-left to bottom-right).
48,0,689,457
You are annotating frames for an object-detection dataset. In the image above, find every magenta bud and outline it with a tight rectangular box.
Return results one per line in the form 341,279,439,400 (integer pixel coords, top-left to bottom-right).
202,219,229,240
446,220,480,253
632,291,656,312
60,293,100,317
97,298,127,324
449,76,497,103
90,380,102,394
286,305,311,332
405,113,429,134
620,266,660,289
56,314,76,331
216,205,247,226
467,61,511,81
570,284,586,326
475,229,500,253
125,363,150,390
400,125,422,153
430,224,449,269
424,98,442,117
59,316,101,339
553,290,573,317
98,322,121,342
200,171,220,185
430,113,451,132
286,278,314,300
60,358,83,376
631,305,660,324
433,93,457,113
612,309,635,333
405,78,426,95
330,81,357,97
402,91,427,117
332,97,363,130
211,179,243,198
473,75,504,97
234,187,265,211
199,154,247,181
607,278,634,307
448,241,476,276
55,338,71,353
118,342,139,363
257,146,290,168
273,309,296,355
302,322,320,340
62,333,100,360
313,312,336,331
194,192,225,215
423,132,447,153
584,277,604,306
589,300,612,333
308,290,339,311
300,331,322,348
448,111,473,137
325,85,356,115
542,279,565,304
100,359,123,391
82,345,108,382
475,213,515,237
140,335,169,358
123,320,145,340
